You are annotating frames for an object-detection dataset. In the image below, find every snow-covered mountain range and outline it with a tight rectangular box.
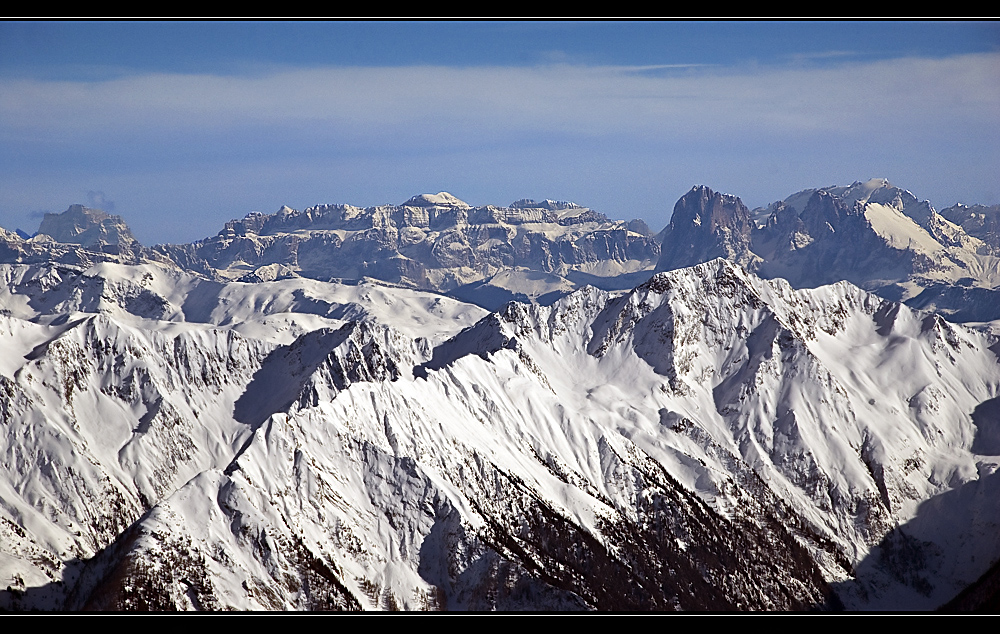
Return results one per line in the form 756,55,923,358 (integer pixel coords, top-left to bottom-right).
2,181,1000,611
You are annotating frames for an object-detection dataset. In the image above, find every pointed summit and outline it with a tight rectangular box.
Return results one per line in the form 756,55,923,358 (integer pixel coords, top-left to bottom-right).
656,185,756,271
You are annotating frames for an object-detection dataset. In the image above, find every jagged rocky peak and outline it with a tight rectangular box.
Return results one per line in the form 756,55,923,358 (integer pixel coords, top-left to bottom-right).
831,178,920,208
671,185,754,235
778,178,936,227
798,189,858,233
941,202,1000,222
656,185,756,271
402,192,470,208
940,202,1000,245
4,255,1000,610
36,205,138,248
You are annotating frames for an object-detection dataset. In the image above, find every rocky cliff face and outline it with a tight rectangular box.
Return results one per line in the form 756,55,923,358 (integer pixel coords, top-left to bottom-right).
37,205,138,249
656,185,757,271
154,194,661,295
5,181,1000,610
0,206,163,270
10,182,1000,321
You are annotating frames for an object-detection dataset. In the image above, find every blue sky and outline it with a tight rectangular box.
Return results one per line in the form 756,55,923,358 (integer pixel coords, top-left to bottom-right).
1,21,998,244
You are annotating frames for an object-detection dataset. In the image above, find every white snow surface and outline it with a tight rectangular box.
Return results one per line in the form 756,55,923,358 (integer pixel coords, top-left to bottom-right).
1,258,999,610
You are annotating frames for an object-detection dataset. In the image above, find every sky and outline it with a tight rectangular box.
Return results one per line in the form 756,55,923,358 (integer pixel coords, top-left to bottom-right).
1,21,998,245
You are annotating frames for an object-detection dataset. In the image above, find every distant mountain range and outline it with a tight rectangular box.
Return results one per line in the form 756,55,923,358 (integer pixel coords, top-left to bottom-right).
7,178,999,320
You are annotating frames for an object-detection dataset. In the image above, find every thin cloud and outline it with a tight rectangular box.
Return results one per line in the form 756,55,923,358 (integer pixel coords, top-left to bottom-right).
782,50,863,63
3,54,996,143
87,190,115,212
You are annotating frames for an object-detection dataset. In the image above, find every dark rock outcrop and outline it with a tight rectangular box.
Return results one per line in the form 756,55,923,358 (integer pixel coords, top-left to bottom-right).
656,185,757,272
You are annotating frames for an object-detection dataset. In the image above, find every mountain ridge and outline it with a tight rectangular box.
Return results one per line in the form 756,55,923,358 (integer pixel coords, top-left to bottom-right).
1,256,999,610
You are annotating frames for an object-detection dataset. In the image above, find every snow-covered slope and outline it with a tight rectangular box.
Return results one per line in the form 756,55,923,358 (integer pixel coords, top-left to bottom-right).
0,261,485,345
2,258,998,610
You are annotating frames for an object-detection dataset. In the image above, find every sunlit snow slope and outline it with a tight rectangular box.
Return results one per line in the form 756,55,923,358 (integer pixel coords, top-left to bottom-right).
1,259,998,611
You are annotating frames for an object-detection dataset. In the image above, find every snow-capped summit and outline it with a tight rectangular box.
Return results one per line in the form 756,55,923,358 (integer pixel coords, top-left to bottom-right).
647,181,1000,322
403,192,471,208
804,179,936,228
